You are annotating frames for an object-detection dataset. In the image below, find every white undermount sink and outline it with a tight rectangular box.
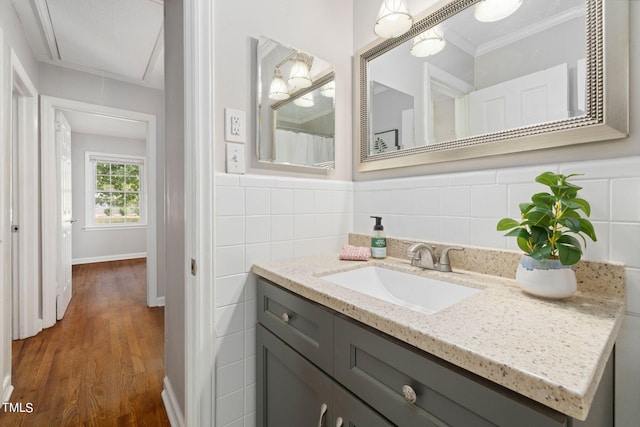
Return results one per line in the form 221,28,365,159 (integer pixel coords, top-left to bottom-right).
321,266,481,315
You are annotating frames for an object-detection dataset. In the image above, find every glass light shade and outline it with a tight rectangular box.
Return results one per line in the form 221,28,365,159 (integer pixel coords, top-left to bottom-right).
288,60,312,89
374,0,413,38
293,92,314,108
320,81,335,98
268,68,290,101
474,0,522,23
410,27,446,57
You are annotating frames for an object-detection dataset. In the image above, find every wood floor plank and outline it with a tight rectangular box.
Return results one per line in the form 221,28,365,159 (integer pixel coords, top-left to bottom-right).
0,259,170,427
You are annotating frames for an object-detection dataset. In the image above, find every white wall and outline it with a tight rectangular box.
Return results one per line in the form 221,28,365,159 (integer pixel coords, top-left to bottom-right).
70,133,146,263
352,0,640,182
0,1,40,403
163,0,186,418
352,1,640,425
37,63,166,299
214,173,352,427
212,2,354,425
0,24,11,405
0,0,39,87
214,0,353,181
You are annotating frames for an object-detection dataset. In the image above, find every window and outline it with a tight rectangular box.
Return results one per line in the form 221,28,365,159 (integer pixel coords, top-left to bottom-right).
85,152,146,228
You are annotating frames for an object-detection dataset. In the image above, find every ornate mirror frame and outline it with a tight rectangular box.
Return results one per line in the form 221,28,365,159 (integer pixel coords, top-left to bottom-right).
355,0,629,172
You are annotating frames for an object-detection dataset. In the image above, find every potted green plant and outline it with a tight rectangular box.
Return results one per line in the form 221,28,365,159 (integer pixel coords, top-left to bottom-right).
496,171,597,298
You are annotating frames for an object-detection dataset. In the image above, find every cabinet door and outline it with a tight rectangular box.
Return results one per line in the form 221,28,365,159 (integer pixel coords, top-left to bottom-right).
258,279,334,373
334,316,568,427
257,324,333,427
333,383,395,427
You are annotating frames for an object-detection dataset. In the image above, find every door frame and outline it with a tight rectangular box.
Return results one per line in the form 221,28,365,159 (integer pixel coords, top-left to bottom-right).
0,25,15,404
40,96,159,328
9,49,40,339
183,0,216,425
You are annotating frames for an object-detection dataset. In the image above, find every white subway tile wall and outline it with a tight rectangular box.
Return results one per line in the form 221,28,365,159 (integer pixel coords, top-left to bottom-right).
214,174,353,427
215,156,640,427
352,157,640,427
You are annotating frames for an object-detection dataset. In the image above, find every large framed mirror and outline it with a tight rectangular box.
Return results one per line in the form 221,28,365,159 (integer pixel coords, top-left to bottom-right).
257,36,336,170
356,0,628,171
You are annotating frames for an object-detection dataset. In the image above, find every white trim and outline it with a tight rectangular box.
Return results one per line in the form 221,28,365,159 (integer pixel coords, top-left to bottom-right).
82,225,147,231
10,49,41,339
475,5,586,56
2,377,13,403
0,26,10,408
155,296,165,307
84,151,148,228
161,376,185,427
72,252,147,265
184,0,216,425
41,96,159,328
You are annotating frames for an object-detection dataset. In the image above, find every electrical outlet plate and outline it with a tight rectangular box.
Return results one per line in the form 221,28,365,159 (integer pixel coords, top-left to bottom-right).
226,142,245,174
224,108,246,143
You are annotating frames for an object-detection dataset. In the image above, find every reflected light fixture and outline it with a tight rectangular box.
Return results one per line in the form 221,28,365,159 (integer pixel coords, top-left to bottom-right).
374,0,413,38
474,0,522,23
268,67,290,101
288,53,313,90
320,81,335,98
410,26,446,57
293,92,315,108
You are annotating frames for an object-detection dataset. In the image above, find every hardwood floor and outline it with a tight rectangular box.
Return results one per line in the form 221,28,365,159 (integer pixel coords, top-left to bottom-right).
0,259,170,427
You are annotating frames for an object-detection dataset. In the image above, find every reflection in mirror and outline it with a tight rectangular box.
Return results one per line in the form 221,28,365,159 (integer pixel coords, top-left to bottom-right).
367,0,586,156
257,37,336,169
354,0,634,172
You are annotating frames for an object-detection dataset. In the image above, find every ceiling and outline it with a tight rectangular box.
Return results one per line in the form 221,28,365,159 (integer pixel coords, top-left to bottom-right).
11,0,162,139
62,110,147,140
441,0,585,57
12,0,164,89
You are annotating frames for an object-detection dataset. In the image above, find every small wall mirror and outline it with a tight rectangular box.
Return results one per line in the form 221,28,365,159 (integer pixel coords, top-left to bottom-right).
356,0,628,171
257,36,336,169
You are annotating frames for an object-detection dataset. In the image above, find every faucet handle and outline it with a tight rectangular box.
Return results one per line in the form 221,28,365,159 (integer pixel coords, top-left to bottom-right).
438,246,464,272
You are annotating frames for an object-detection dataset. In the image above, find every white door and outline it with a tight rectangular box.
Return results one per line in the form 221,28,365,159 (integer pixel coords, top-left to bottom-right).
56,111,73,319
468,63,569,135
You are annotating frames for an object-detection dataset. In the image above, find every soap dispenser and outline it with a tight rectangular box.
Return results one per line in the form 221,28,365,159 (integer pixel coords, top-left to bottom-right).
370,216,387,259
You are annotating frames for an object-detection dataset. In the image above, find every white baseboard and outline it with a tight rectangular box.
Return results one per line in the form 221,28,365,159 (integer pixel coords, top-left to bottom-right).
2,375,13,402
162,376,185,427
72,252,147,265
156,296,165,307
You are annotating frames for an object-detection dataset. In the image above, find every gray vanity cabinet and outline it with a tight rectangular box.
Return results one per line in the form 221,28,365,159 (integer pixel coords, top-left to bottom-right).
257,278,611,427
333,316,567,427
257,324,333,426
257,324,393,427
257,277,333,373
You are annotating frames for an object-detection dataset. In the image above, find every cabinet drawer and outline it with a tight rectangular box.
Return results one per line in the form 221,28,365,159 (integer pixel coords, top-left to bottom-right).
257,324,334,427
334,316,568,427
257,279,333,374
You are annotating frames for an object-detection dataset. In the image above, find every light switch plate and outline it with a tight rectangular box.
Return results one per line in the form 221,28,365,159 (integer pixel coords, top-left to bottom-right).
224,108,246,143
226,142,245,174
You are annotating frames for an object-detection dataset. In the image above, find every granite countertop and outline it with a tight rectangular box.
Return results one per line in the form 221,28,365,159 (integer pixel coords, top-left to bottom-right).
252,240,626,421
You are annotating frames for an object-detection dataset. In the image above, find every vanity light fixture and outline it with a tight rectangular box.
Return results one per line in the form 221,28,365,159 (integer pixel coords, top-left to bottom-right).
288,52,314,90
268,67,290,101
410,26,446,57
374,0,413,38
474,0,522,23
293,92,314,108
320,80,335,98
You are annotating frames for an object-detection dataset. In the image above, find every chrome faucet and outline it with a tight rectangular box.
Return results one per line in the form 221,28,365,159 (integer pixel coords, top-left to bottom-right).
406,243,464,272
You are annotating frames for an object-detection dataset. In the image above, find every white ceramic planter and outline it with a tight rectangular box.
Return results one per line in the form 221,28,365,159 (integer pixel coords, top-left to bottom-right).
515,255,577,299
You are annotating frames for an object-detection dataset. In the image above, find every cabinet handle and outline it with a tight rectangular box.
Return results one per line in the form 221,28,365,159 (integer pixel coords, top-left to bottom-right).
335,416,343,427
281,312,290,323
317,403,327,427
402,384,417,404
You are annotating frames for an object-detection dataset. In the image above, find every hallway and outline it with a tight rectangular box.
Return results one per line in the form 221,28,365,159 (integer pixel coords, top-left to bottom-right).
0,259,169,426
